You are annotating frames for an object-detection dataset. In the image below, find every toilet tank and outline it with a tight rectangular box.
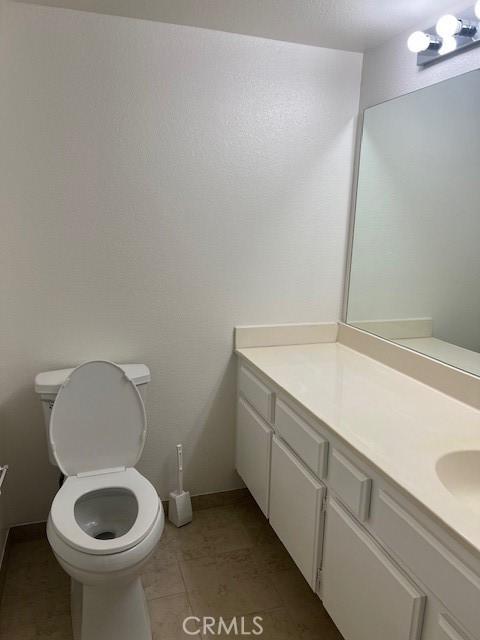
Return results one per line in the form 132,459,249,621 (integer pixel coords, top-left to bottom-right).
34,363,151,466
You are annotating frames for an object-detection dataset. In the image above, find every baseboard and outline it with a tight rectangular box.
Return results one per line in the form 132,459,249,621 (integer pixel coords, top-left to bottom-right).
162,487,250,514
190,487,250,510
6,489,251,550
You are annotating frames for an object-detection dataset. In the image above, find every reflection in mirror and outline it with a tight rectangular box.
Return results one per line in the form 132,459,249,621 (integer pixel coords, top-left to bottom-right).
347,70,480,377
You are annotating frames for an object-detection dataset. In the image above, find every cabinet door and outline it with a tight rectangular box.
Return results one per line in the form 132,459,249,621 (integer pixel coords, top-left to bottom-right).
322,498,425,640
269,435,325,590
236,397,272,516
436,615,472,640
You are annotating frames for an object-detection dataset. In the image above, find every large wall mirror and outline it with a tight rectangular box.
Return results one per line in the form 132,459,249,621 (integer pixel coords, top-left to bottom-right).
347,69,480,377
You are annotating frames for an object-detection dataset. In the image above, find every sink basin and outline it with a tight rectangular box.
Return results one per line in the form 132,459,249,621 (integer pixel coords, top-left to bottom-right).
436,451,480,515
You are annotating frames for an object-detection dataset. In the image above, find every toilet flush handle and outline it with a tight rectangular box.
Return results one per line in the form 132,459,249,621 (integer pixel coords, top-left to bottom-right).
0,465,9,495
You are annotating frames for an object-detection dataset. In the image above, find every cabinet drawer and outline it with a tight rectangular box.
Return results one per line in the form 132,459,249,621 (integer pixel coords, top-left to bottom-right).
322,498,425,640
236,397,272,516
437,615,471,640
275,399,328,478
374,491,480,640
269,436,325,590
238,365,274,423
329,449,371,521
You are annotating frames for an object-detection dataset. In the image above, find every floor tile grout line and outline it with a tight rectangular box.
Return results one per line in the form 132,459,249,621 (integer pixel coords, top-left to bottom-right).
176,548,190,598
146,587,187,603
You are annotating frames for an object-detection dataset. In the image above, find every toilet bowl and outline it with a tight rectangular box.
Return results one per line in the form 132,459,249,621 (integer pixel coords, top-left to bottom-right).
43,360,164,640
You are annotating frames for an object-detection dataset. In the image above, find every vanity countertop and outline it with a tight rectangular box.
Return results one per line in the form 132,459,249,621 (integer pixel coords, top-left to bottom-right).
236,342,480,555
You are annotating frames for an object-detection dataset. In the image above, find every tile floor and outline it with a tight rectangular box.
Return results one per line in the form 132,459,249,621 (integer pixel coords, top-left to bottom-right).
0,493,343,639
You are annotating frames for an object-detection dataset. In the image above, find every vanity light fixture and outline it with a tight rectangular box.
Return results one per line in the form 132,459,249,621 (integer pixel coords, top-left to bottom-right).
436,14,477,38
407,31,441,53
439,36,458,55
407,4,480,65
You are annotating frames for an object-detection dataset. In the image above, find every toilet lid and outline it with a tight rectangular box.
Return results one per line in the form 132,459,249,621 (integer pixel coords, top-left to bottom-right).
49,360,147,476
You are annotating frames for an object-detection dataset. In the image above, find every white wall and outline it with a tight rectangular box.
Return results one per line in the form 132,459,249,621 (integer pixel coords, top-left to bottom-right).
0,0,10,562
348,71,480,352
360,0,480,108
0,1,362,525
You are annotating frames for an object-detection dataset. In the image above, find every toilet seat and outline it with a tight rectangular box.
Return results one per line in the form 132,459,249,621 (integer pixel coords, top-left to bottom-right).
49,360,147,477
50,468,160,555
48,361,159,556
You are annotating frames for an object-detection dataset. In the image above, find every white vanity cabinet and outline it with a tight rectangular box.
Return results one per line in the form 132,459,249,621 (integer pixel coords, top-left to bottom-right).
269,435,326,589
235,357,480,640
322,498,425,640
237,365,274,423
236,395,272,516
371,491,480,640
436,615,473,640
274,398,328,479
235,364,328,587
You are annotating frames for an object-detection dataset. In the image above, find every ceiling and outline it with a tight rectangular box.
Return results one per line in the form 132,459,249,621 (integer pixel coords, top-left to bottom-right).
16,0,466,52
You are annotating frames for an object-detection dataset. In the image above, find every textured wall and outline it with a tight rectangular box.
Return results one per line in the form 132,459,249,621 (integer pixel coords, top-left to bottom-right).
0,1,362,525
360,0,480,108
0,0,9,560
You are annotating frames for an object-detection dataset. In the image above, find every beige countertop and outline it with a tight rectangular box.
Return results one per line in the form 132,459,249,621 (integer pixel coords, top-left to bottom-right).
236,342,480,555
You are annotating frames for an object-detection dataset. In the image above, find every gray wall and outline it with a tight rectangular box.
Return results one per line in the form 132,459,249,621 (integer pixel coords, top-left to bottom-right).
0,0,8,564
0,1,362,526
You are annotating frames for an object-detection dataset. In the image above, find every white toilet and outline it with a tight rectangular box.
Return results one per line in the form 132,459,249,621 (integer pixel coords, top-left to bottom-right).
35,360,164,640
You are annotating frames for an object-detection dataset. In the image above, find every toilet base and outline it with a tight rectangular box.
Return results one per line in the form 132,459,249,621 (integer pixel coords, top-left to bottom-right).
71,577,152,640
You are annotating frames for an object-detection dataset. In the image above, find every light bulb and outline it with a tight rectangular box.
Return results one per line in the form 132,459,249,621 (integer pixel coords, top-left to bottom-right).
436,14,462,38
475,0,480,19
439,36,457,55
407,31,431,53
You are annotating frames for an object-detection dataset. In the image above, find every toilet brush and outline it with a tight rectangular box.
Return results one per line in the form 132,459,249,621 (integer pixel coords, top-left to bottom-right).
168,444,193,527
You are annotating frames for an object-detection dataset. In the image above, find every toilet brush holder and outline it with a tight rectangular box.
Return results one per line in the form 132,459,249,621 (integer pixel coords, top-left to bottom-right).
168,444,192,527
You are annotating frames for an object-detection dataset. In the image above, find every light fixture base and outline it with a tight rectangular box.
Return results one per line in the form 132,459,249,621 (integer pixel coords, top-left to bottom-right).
416,6,480,66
